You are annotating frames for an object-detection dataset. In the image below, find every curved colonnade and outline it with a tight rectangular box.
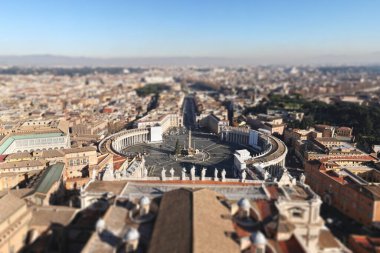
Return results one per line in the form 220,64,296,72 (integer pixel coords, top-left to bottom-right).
246,134,287,177
221,127,287,173
99,128,150,156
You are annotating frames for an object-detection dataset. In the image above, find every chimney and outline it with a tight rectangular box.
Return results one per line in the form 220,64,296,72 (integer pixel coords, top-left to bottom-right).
250,231,267,253
139,196,151,216
237,198,251,219
123,228,140,252
95,218,106,235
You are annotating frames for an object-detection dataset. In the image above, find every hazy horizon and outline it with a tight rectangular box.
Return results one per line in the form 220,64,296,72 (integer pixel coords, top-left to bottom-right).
1,0,380,66
0,53,380,67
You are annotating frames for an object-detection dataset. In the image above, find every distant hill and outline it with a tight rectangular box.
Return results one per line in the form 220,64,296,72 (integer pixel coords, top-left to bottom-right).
0,54,379,67
0,55,249,67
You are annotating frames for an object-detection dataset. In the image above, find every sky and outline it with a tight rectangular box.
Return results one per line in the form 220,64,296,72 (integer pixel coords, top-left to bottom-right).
0,0,380,61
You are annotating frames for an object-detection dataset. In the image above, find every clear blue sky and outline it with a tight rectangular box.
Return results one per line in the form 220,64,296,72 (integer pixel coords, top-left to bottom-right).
0,0,379,58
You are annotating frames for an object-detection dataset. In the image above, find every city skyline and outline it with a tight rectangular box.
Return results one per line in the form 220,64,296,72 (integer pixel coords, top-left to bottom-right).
1,1,380,65
1,1,380,252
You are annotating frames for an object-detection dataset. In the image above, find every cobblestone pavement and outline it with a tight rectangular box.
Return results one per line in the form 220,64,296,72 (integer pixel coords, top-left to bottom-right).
123,130,247,177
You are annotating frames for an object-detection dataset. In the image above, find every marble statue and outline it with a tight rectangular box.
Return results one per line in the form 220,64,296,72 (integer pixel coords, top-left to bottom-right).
264,170,270,180
214,168,218,181
300,173,306,184
170,168,175,178
143,167,148,178
241,170,247,182
221,169,226,182
201,167,206,180
161,168,166,181
190,165,196,180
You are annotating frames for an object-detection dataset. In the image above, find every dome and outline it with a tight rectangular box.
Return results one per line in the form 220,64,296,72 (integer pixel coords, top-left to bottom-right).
250,231,267,245
140,196,151,206
124,227,140,242
95,218,106,232
238,198,251,209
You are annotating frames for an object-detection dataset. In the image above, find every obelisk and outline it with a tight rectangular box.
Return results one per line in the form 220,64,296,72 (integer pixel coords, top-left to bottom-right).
188,130,192,150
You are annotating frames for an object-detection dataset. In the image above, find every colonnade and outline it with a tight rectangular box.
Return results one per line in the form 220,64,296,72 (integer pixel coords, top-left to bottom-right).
111,129,150,152
222,131,250,145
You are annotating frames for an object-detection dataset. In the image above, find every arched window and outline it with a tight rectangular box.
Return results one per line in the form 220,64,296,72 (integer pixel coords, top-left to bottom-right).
289,207,304,218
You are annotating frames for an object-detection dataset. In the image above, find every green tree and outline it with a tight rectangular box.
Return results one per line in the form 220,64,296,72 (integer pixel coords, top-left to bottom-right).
174,139,181,155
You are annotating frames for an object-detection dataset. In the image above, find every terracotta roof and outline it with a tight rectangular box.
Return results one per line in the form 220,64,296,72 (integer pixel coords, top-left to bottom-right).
252,199,276,221
29,206,77,228
318,229,341,250
113,155,127,170
0,159,46,169
40,149,64,158
278,235,306,253
0,188,33,199
193,189,239,253
319,155,377,163
85,181,126,195
0,194,26,224
0,155,7,162
61,146,97,154
5,152,32,160
148,188,192,253
324,170,346,184
349,235,380,253
266,185,280,200
149,188,239,253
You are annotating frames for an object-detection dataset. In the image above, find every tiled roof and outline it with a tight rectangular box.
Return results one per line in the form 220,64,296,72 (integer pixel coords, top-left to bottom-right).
319,229,341,250
193,189,239,253
34,162,65,194
278,235,306,253
0,159,45,169
148,188,239,253
61,146,97,154
29,206,77,227
0,194,26,224
148,188,192,253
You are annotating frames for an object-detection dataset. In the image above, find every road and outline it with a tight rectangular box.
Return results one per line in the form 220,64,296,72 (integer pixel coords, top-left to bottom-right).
182,96,196,129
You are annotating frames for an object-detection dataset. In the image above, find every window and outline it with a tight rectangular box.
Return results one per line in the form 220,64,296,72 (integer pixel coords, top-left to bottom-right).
290,207,304,219
292,211,302,218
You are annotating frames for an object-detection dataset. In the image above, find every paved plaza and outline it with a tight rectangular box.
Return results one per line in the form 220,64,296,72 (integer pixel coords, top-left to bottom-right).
123,129,248,177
